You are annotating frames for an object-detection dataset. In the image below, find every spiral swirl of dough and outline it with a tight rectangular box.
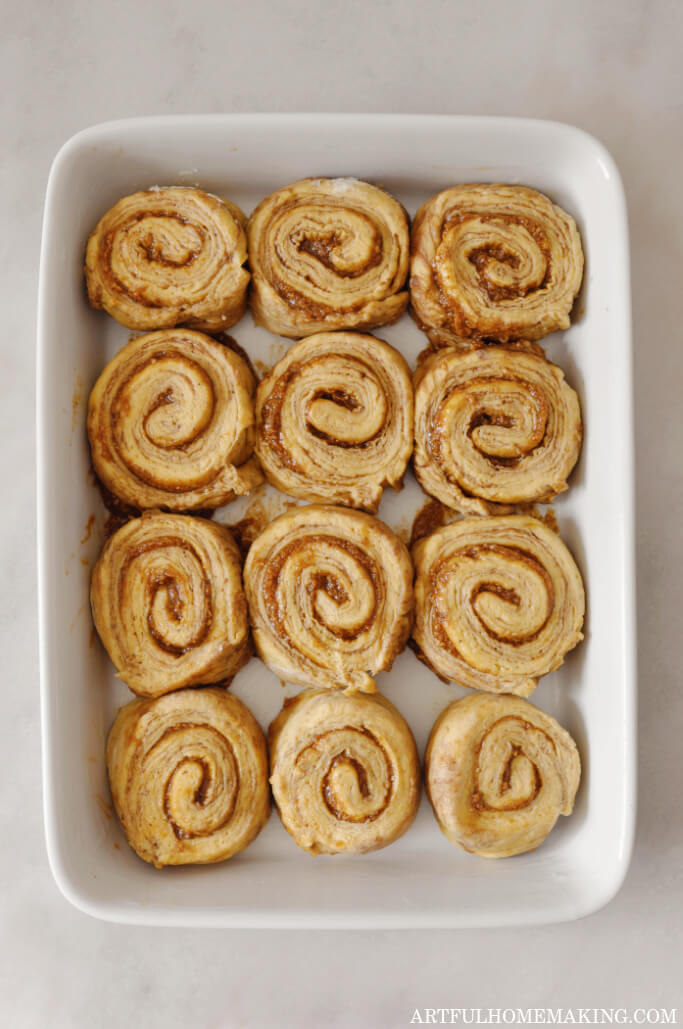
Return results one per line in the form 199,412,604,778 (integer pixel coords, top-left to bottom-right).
410,184,584,344
412,515,585,696
269,689,420,855
255,331,413,512
413,344,582,515
87,330,262,511
426,693,581,857
107,688,270,867
85,187,249,332
243,505,414,692
247,178,410,338
91,512,250,697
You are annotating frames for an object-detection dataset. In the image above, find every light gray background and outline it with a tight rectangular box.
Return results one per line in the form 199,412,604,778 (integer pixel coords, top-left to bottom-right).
2,1,682,1026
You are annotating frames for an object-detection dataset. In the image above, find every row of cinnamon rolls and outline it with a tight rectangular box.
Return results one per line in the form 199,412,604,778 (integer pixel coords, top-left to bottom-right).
88,328,582,517
85,179,583,345
92,507,584,701
108,682,579,867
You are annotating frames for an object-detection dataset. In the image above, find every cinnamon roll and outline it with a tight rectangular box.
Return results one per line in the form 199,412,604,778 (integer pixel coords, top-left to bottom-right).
269,689,420,855
243,505,413,692
426,693,581,857
410,184,584,343
413,343,582,515
91,512,250,697
87,329,262,512
107,688,269,867
85,187,249,331
412,515,585,696
255,331,413,512
247,178,410,338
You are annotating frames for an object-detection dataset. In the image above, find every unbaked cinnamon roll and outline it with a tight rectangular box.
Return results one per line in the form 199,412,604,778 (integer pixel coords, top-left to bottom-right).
255,331,413,512
247,178,410,338
426,693,581,857
243,505,413,692
413,343,582,515
85,187,249,331
412,515,585,696
107,688,270,867
269,688,420,855
87,329,262,511
410,184,584,343
91,512,250,697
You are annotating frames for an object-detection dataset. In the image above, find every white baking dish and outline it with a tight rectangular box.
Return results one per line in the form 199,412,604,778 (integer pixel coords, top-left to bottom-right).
37,114,635,928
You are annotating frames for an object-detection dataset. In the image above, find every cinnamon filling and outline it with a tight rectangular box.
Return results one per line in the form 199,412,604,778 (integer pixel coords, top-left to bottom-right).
118,536,213,655
262,534,380,651
315,728,393,823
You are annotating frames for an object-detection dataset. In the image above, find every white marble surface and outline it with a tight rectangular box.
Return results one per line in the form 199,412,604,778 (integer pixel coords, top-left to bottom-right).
2,1,682,1025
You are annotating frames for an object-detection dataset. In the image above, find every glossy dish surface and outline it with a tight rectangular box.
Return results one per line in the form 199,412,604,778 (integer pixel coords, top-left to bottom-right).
37,114,635,928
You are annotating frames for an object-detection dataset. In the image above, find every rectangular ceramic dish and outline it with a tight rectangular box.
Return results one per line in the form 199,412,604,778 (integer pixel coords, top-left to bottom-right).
37,114,635,927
